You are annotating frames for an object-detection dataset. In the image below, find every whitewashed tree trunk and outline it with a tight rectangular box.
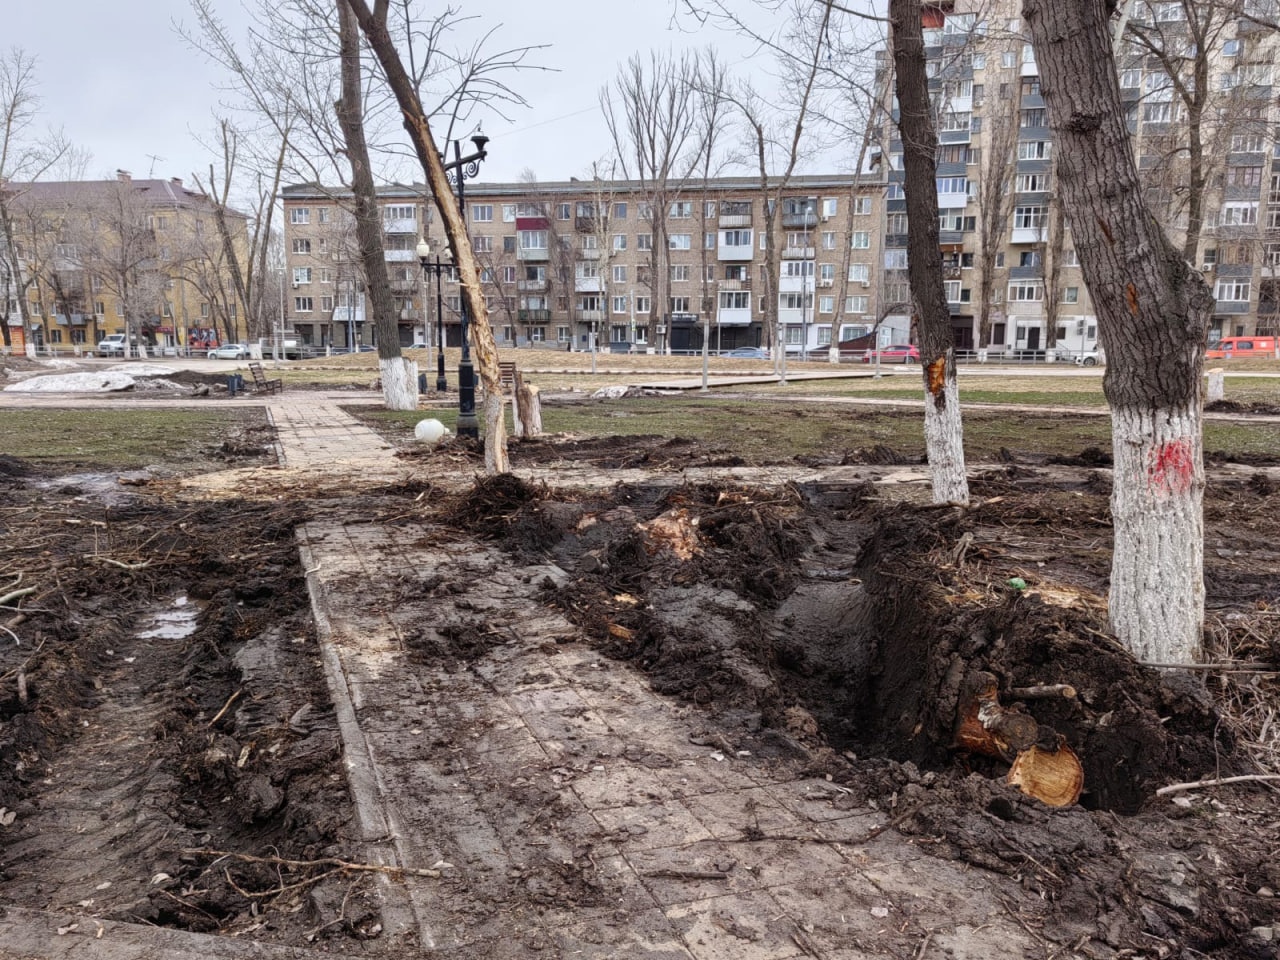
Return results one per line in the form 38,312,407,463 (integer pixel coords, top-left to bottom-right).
380,357,418,411
923,374,968,503
1025,0,1215,666
482,392,506,474
1110,405,1204,664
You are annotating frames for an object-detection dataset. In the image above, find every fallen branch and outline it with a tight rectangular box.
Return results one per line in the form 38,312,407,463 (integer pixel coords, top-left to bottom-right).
181,848,442,879
207,690,243,727
1141,661,1278,673
641,869,729,881
1155,774,1280,796
0,586,36,607
86,556,152,571
1008,684,1077,700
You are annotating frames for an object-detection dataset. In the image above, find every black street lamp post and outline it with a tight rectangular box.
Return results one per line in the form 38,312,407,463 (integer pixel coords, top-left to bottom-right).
415,239,449,392
441,133,488,439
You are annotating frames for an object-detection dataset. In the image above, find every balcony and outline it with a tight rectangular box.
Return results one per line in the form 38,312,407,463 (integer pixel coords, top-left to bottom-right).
575,216,597,233
517,247,549,261
1009,264,1044,280
399,308,420,321
715,307,752,327
782,246,815,259
579,309,606,322
384,250,415,262
719,213,753,228
518,309,551,322
389,279,418,292
517,279,547,292
574,277,603,293
781,211,818,228
719,278,751,291
717,242,753,262
382,216,417,235
1010,226,1047,244
578,248,601,260
1215,299,1250,314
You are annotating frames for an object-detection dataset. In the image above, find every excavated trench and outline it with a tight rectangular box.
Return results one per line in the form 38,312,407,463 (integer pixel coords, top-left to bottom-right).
449,474,1231,817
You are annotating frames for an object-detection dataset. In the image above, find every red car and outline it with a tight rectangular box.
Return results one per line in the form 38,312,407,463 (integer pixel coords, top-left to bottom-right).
862,344,919,364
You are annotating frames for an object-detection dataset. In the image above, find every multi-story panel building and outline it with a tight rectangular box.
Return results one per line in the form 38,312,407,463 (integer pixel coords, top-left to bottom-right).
876,0,1280,355
280,175,888,355
0,171,250,356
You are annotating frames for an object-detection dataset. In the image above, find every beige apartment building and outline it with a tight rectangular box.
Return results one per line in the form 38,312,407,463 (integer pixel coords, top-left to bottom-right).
877,0,1280,358
1,172,249,356
280,175,890,356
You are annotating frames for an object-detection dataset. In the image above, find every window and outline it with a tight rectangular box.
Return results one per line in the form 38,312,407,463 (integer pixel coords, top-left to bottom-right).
471,204,494,222
669,296,691,313
612,296,628,314
1119,69,1141,90
294,296,314,312
612,202,627,219
822,198,838,219
610,233,626,252
1007,282,1044,302
668,234,692,250
384,204,414,222
851,232,870,249
939,112,971,132
670,201,692,219
502,266,517,283
1063,286,1079,304
722,229,752,248
884,249,908,270
1233,134,1265,153
503,236,516,253
1063,249,1079,267
1144,71,1173,101
1002,50,1016,68
612,265,627,283
705,232,716,249
292,239,312,254
318,207,330,223
670,265,690,282
1228,166,1264,189
782,260,813,277
936,176,968,194
290,207,310,225
556,203,571,220
1020,250,1042,267
518,229,549,250
1016,173,1049,192
719,291,750,310
845,295,869,313
634,296,651,314
292,267,311,285
1014,206,1046,229
786,232,812,249
473,235,492,253
944,281,962,303
854,197,872,215
1020,108,1047,128
779,293,813,310
320,296,334,312
1143,102,1181,124
1220,202,1259,226
848,263,870,283
819,263,835,283
1215,278,1251,302
819,296,835,314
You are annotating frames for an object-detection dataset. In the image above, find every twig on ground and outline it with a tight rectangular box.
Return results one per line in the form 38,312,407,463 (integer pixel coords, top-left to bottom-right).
207,690,242,727
1155,774,1280,796
641,869,729,880
0,586,37,607
182,848,442,879
86,556,152,571
1141,661,1279,673
1008,683,1077,700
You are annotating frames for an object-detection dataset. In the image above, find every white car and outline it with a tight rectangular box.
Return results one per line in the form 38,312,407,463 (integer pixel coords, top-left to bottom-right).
1075,349,1105,367
96,334,129,356
208,343,249,359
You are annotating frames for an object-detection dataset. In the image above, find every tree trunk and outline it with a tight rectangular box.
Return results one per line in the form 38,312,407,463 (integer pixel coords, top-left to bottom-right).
342,0,508,470
516,381,542,438
334,0,414,411
889,0,969,505
1024,0,1215,666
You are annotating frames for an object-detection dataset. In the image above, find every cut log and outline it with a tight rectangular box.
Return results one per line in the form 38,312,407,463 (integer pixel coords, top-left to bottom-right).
516,382,542,438
1007,740,1084,807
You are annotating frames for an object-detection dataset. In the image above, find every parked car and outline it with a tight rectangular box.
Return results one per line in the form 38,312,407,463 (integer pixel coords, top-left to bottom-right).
724,346,768,359
208,343,250,359
96,333,129,357
1075,349,1105,367
861,344,919,364
1205,336,1278,359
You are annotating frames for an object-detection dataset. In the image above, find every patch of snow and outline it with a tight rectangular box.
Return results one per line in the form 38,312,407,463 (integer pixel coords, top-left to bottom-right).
40,358,82,369
132,378,185,391
3,371,136,393
105,363,177,376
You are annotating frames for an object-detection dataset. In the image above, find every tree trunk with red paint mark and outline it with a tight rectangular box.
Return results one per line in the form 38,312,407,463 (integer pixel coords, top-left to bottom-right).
888,0,968,505
1024,0,1215,667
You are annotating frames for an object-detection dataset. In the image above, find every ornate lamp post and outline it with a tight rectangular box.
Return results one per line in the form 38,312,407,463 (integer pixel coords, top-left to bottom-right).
440,132,488,439
415,238,450,392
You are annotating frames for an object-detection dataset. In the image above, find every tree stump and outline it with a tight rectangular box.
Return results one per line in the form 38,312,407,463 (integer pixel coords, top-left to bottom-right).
516,382,542,438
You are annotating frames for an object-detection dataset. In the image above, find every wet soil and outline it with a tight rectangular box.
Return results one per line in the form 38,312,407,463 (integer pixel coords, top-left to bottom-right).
3,424,1279,957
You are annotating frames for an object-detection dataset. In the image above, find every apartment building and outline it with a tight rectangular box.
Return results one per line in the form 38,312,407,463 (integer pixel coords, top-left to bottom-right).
0,171,250,356
280,175,889,355
877,0,1280,356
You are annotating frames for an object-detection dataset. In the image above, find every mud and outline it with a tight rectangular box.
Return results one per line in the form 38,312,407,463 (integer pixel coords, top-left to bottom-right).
3,423,1279,957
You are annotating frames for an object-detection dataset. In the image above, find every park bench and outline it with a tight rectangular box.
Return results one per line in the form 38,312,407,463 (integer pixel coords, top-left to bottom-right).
498,361,519,391
248,361,283,395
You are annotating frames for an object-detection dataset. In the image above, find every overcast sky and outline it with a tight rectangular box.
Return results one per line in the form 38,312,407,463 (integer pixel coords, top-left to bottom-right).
8,1,842,189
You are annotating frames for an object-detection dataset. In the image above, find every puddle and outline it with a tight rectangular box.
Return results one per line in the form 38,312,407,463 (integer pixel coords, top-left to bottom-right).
33,471,152,506
135,595,200,640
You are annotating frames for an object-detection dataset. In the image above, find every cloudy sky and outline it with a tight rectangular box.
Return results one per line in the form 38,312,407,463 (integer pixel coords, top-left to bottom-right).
8,1,856,189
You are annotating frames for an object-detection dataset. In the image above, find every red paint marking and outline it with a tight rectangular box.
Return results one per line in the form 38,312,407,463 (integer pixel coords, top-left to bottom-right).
1146,438,1195,496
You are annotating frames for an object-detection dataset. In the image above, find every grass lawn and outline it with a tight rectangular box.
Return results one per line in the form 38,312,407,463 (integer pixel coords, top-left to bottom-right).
1,407,266,471
349,397,1280,463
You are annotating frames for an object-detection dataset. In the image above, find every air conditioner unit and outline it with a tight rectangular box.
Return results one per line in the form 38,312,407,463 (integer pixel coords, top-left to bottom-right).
818,279,834,288
860,280,871,288
1200,263,1214,272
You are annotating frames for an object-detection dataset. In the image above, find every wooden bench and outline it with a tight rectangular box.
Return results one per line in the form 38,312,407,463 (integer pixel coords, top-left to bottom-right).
247,361,283,394
498,361,519,391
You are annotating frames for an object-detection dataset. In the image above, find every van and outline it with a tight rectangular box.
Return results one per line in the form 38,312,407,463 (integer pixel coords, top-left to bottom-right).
96,334,129,357
1206,336,1278,359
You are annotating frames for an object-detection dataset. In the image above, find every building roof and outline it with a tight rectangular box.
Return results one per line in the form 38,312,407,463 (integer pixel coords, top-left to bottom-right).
2,174,246,219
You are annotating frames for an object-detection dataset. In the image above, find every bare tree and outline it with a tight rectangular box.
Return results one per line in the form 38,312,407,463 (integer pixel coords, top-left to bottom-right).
0,49,76,353
601,51,704,356
1023,0,1217,667
888,0,969,504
